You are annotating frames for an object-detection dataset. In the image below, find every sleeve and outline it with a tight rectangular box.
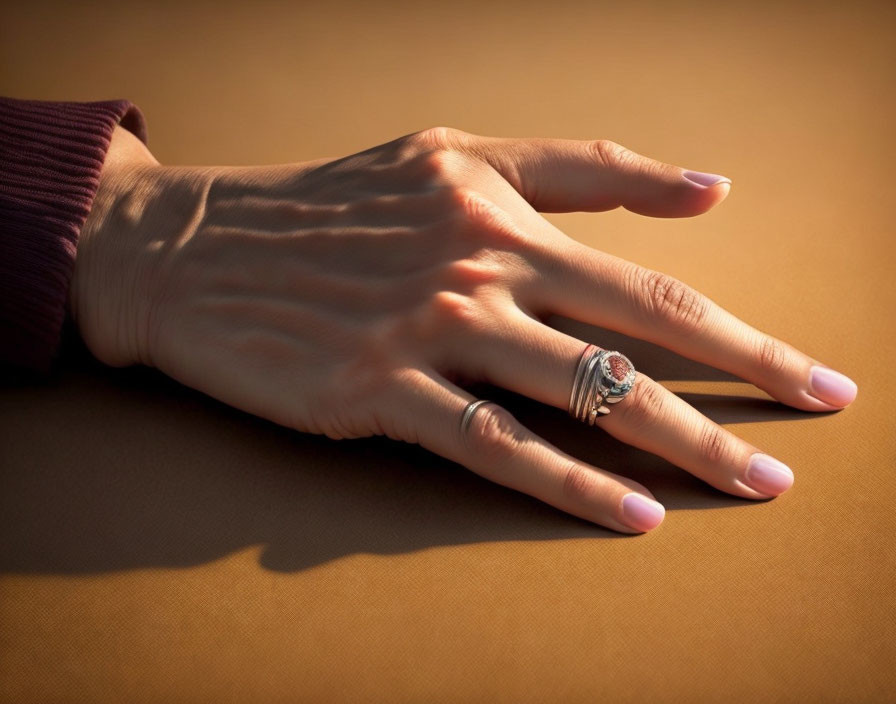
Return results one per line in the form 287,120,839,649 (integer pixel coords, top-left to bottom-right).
0,96,148,376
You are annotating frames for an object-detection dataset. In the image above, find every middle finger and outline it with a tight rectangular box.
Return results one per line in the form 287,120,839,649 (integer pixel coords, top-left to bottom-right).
536,240,856,412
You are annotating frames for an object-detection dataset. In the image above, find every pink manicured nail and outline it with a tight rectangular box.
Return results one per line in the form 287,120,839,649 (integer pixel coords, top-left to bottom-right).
745,453,794,496
621,493,665,532
809,366,858,407
682,170,732,187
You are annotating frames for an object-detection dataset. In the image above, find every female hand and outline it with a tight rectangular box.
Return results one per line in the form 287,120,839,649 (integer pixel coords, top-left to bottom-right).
71,125,857,533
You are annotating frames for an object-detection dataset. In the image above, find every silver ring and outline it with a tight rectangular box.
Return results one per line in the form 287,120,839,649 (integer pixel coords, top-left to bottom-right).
460,399,493,440
568,345,636,424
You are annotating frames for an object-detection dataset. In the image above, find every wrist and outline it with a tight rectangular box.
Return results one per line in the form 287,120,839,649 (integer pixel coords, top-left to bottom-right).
70,127,218,367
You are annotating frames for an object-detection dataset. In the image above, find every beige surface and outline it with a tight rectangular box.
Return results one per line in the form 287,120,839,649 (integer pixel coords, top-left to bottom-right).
1,1,895,702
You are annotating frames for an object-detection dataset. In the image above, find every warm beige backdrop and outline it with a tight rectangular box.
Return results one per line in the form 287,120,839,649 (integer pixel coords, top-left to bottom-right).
1,1,894,702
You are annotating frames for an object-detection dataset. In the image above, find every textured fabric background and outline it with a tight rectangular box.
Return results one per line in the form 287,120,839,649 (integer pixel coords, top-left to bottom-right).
1,1,893,701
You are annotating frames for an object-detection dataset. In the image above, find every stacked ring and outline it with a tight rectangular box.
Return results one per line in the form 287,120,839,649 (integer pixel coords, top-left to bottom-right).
568,344,637,425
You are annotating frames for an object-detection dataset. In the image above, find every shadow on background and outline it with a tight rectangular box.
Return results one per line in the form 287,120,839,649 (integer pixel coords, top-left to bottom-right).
0,319,829,575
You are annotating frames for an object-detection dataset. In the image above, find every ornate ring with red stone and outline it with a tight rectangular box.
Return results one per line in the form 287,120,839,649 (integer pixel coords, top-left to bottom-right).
569,345,637,424
598,350,637,404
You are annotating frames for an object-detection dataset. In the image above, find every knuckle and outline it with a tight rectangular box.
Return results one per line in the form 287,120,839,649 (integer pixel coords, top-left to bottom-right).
412,288,491,346
453,187,495,222
464,403,526,468
697,423,732,466
616,375,666,433
638,269,707,331
416,148,461,182
448,189,529,251
758,336,787,374
589,139,633,170
412,125,462,150
429,290,480,331
442,258,502,290
561,462,595,503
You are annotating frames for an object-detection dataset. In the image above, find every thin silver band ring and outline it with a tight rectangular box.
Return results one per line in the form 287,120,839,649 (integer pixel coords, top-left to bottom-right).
460,399,493,440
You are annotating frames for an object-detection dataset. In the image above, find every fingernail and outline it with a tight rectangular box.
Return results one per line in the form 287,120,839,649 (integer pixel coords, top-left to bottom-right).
809,365,858,407
621,492,665,532
682,170,732,188
744,453,794,496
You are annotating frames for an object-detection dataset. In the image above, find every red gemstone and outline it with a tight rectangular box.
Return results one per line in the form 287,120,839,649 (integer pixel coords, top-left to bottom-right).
609,355,630,382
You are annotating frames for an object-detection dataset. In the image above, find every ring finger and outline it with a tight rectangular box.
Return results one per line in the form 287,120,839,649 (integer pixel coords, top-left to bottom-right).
454,306,795,500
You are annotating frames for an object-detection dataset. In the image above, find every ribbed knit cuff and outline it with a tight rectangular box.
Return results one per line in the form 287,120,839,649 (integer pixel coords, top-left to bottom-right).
0,96,147,375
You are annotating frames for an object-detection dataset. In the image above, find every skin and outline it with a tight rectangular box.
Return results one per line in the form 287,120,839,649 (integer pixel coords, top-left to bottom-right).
70,124,857,534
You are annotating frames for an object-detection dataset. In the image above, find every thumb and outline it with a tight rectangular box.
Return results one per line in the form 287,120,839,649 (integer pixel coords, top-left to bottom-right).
456,132,731,217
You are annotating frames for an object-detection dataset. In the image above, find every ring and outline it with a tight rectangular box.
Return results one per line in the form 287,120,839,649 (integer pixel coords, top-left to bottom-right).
460,399,493,441
568,344,636,425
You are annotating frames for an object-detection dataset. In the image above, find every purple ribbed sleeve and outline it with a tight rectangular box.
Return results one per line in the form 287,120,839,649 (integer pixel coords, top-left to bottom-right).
0,96,147,374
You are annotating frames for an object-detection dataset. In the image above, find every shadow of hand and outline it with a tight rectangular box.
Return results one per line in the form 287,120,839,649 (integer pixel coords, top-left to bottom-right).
0,322,827,575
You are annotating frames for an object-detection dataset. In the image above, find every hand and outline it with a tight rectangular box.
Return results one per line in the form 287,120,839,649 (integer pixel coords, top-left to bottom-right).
71,125,857,533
